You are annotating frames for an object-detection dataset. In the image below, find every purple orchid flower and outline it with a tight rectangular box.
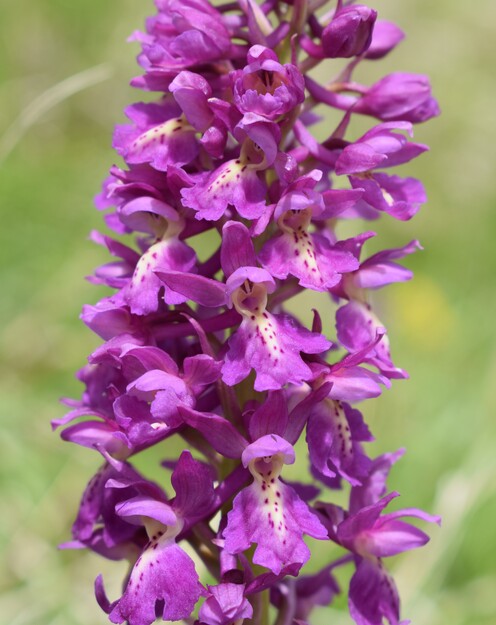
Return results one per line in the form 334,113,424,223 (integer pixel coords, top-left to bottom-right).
231,45,305,120
337,492,441,625
97,451,214,625
223,434,328,574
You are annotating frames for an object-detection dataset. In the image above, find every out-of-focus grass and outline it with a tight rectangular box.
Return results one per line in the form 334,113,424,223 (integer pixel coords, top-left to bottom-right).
1,0,495,624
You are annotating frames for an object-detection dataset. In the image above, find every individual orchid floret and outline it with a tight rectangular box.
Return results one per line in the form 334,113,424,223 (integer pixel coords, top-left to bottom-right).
180,143,268,221
131,0,233,84
91,198,198,315
223,434,328,574
231,45,305,120
343,239,421,294
349,449,405,513
223,267,331,391
334,122,428,221
199,583,253,625
318,334,391,403
334,122,428,175
337,492,441,625
127,349,222,427
353,72,440,123
259,184,360,291
321,4,377,59
158,222,332,391
67,461,149,559
99,451,214,625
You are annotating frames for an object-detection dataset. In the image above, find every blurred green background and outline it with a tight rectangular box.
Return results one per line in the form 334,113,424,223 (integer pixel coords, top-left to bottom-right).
1,0,495,624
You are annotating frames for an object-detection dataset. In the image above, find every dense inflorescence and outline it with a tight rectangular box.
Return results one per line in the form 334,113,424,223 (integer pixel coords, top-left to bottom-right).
54,2,441,624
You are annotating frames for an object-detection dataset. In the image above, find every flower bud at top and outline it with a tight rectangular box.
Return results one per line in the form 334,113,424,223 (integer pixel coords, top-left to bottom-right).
322,5,377,58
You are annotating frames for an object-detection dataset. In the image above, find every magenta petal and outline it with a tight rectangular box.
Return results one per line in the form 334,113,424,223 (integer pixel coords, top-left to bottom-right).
363,519,431,557
350,449,405,512
109,539,204,625
348,558,400,625
170,450,215,517
155,270,228,307
307,400,373,487
222,312,331,391
181,159,267,221
169,70,213,131
221,221,257,277
247,392,288,441
259,230,358,291
124,238,197,315
182,354,222,393
179,406,249,459
223,479,327,574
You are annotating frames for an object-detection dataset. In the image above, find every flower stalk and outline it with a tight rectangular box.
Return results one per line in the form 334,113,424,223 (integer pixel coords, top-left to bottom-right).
55,1,441,624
